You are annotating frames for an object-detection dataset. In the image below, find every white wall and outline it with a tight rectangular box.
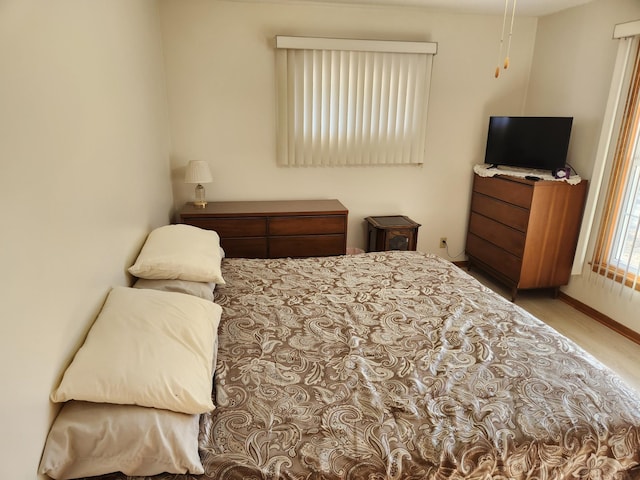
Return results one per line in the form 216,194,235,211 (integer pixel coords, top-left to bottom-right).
159,0,538,255
525,0,640,334
0,1,173,477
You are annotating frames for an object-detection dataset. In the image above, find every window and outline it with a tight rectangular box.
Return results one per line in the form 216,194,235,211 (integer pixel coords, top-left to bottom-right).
275,36,437,166
591,32,640,292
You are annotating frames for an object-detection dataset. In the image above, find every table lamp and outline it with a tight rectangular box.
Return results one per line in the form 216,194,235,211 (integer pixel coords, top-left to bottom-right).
185,160,212,208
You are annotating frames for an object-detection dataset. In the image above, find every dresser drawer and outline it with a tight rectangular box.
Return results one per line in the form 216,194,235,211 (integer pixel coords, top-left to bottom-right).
468,212,525,257
474,176,533,209
185,217,267,237
221,237,268,259
471,192,529,232
466,233,522,281
270,235,345,258
269,216,345,236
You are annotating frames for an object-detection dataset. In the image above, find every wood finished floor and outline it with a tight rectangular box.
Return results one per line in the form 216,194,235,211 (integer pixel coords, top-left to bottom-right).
467,269,640,395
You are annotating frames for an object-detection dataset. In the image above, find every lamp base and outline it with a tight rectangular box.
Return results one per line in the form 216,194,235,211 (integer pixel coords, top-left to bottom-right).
193,183,207,208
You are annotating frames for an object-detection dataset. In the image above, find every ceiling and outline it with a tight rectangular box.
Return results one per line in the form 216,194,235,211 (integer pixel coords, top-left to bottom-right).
249,0,596,17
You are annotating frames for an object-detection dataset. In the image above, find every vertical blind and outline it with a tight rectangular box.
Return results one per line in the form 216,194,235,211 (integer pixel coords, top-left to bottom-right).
573,20,640,276
591,38,640,292
275,36,437,166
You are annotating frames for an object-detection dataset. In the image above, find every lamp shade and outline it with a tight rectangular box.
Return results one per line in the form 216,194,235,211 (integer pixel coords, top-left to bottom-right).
185,160,212,184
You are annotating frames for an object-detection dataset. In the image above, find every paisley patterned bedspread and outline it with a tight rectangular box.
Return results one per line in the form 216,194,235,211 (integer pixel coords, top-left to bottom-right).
111,251,640,479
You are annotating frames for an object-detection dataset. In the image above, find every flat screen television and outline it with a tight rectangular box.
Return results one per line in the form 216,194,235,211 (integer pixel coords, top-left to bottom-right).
484,116,573,172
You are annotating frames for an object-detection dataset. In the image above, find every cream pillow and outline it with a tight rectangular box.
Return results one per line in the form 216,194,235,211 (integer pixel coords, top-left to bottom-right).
51,286,221,414
128,224,225,284
39,401,203,479
132,279,221,377
133,278,216,302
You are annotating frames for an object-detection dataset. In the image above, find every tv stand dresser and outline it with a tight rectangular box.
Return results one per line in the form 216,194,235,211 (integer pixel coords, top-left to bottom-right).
179,199,348,259
465,173,587,301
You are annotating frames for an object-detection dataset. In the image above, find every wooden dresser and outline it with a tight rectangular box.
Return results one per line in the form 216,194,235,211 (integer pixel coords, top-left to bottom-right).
466,174,587,300
178,199,348,259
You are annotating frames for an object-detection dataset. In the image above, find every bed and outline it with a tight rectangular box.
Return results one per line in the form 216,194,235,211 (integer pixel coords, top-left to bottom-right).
66,249,639,480
37,235,640,480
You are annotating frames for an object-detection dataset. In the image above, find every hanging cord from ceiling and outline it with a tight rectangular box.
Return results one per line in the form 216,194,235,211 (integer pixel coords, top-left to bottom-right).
495,0,517,78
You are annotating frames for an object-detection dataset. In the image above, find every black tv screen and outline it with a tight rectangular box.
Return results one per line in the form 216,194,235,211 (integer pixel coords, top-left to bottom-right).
484,116,573,172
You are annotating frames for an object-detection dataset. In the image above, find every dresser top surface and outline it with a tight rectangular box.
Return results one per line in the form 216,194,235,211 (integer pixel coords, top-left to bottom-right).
180,199,348,217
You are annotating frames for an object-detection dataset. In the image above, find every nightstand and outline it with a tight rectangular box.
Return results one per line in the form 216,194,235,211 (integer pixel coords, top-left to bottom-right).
365,215,420,252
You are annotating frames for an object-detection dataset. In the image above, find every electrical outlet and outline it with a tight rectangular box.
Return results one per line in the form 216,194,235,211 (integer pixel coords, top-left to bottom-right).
439,237,447,248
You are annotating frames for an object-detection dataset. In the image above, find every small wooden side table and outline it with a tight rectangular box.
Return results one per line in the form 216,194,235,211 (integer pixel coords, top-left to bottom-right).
365,215,420,252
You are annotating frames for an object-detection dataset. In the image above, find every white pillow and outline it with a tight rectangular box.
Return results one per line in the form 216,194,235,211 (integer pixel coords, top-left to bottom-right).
51,286,221,414
131,279,221,378
128,224,225,284
39,401,204,480
133,278,216,301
